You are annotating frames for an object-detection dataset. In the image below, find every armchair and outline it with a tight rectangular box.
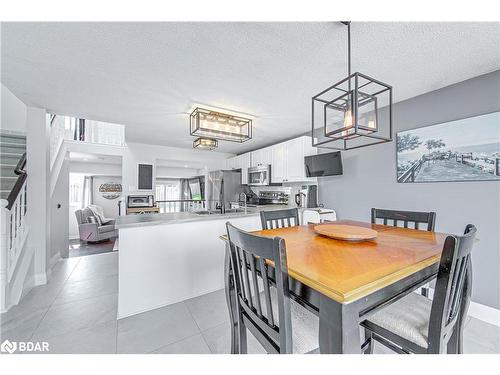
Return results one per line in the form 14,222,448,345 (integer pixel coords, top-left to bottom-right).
75,207,117,242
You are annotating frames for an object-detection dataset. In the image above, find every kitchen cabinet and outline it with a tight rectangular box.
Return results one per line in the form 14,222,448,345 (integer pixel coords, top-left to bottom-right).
271,142,287,183
227,153,251,184
271,136,317,183
251,147,272,167
226,135,316,185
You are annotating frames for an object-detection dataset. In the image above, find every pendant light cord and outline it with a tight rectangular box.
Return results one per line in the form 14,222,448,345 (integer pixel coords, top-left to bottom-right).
341,21,352,95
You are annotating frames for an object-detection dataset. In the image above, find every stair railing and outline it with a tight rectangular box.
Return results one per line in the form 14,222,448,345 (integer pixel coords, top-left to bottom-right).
1,152,28,293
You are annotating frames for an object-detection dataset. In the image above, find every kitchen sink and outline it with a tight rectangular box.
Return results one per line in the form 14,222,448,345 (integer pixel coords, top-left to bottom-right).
195,208,248,215
194,210,221,215
225,208,247,214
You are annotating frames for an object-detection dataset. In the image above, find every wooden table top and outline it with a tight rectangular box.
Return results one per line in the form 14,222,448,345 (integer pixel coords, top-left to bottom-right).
227,220,450,304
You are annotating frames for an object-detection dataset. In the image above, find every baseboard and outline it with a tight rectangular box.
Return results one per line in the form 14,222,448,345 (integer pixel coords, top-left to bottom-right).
49,252,61,269
468,301,500,327
424,286,500,327
20,274,37,299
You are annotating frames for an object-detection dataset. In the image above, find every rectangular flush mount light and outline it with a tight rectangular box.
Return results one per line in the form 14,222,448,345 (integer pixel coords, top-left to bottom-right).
190,107,252,143
193,137,218,150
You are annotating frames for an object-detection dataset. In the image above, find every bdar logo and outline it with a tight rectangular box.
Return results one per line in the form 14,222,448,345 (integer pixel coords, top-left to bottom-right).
1,340,17,354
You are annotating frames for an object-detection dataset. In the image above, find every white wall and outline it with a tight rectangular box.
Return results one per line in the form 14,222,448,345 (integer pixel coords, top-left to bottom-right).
69,161,122,176
1,83,26,133
92,175,122,218
50,159,69,261
122,142,233,196
156,166,200,179
318,70,500,310
26,106,49,282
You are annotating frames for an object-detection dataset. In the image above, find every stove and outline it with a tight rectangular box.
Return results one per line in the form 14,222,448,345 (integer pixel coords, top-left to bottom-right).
258,191,289,205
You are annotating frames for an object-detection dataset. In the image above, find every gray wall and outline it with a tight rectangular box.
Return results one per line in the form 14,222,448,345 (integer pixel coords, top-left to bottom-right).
318,70,500,309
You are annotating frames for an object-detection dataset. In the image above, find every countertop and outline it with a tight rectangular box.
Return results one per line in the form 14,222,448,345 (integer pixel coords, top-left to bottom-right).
115,205,287,229
115,205,335,229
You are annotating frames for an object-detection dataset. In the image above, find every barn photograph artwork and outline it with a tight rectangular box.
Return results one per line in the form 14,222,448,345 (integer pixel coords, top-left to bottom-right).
397,111,500,183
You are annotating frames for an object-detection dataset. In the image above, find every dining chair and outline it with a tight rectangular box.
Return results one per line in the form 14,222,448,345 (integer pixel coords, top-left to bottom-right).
260,208,300,230
302,209,321,224
371,208,436,297
371,208,436,231
361,224,476,354
225,222,319,354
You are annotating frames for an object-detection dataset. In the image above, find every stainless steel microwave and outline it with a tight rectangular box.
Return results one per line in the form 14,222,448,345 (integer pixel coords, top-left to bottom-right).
248,165,271,186
127,195,154,208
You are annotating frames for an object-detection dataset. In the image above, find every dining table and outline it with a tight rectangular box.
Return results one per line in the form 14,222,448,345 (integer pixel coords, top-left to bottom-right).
221,219,452,354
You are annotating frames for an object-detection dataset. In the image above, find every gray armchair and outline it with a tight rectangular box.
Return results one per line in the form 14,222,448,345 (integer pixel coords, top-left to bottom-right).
75,207,117,242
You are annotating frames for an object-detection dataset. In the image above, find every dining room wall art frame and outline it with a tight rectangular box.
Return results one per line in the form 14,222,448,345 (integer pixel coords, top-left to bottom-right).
396,111,500,183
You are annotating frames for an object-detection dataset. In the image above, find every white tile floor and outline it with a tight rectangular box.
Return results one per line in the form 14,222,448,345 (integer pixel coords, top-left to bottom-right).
1,251,499,354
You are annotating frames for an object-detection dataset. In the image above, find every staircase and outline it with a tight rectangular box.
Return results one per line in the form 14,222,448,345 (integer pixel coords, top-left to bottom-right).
1,131,29,313
1,132,26,199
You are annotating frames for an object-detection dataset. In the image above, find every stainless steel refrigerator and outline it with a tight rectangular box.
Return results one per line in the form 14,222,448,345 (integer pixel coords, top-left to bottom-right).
206,170,242,213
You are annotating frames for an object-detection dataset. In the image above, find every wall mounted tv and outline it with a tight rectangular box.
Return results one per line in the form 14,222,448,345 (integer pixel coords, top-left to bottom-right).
305,151,343,177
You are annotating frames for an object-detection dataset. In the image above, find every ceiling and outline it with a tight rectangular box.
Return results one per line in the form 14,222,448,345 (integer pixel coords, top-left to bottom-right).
2,22,499,154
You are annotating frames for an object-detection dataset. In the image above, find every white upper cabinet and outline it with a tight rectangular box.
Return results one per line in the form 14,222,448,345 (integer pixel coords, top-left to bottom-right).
251,147,272,167
286,137,306,181
271,142,287,183
226,153,251,184
227,135,316,185
239,153,251,185
271,136,317,183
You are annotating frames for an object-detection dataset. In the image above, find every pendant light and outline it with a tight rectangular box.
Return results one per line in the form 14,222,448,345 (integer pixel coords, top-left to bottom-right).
311,22,393,150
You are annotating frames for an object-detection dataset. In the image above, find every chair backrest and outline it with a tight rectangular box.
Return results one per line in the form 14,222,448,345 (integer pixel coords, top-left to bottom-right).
371,208,436,231
260,208,300,230
75,207,96,225
226,222,293,354
302,209,321,225
427,224,476,353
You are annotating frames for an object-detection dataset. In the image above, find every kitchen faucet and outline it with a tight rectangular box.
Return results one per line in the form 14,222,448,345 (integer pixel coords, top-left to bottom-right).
239,192,248,214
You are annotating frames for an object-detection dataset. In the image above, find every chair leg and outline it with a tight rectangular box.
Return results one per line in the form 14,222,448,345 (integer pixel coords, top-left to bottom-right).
362,329,374,354
447,326,459,354
238,315,248,354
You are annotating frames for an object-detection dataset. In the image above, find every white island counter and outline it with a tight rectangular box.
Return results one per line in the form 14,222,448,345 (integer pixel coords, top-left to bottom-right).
115,207,271,318
115,205,336,318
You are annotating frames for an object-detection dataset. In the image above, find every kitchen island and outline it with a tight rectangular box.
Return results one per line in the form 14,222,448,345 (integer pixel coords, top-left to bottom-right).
115,206,288,318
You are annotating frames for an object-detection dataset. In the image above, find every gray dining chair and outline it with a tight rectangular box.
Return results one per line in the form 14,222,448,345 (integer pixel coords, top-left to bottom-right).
260,208,300,230
361,224,476,354
371,208,436,231
371,208,437,297
225,222,319,354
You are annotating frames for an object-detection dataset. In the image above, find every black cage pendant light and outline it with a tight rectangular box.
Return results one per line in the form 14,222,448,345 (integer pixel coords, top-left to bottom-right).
311,22,393,150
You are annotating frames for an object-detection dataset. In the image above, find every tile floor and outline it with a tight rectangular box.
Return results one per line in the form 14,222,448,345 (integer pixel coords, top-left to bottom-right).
1,251,499,354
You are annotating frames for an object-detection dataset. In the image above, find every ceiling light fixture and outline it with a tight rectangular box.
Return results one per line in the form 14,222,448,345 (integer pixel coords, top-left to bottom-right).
311,22,393,150
190,107,252,143
193,137,218,150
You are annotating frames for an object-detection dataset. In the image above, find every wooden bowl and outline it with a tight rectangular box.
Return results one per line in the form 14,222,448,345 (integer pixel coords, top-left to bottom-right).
314,224,378,242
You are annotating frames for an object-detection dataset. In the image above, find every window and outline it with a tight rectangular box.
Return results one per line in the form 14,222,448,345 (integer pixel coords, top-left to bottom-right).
69,174,84,208
155,179,181,201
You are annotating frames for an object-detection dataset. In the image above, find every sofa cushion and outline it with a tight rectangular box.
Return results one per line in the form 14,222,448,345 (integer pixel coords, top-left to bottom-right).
87,216,97,224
